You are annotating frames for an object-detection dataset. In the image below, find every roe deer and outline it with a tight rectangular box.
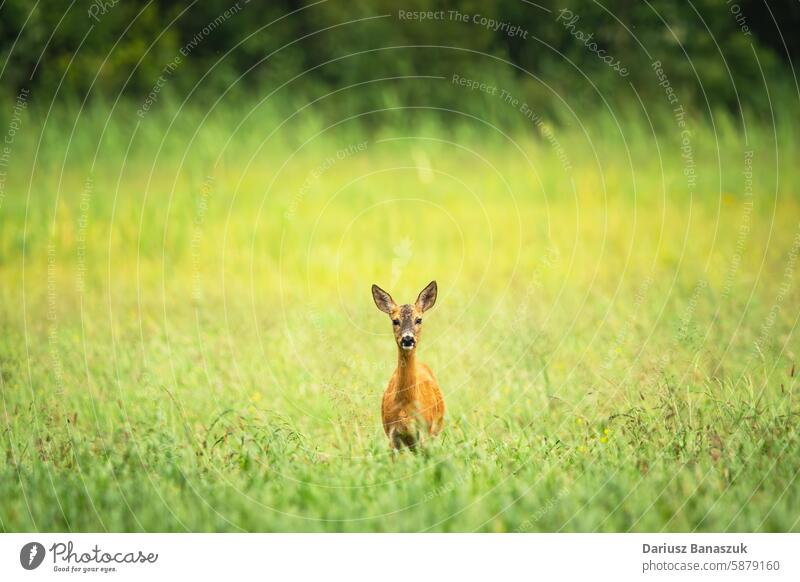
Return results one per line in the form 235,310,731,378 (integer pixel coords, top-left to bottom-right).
372,280,444,450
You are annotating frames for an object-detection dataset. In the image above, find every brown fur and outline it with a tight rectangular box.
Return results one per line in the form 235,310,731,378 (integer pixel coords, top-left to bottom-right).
372,281,444,450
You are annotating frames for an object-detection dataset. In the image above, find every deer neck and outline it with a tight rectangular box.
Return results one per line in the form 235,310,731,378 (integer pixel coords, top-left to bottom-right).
395,348,419,403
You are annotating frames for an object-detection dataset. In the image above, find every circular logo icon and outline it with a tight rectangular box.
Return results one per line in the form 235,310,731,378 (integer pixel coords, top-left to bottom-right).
20,542,46,570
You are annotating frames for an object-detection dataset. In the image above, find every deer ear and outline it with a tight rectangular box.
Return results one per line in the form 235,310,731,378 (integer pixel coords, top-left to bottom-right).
371,284,395,314
415,280,438,312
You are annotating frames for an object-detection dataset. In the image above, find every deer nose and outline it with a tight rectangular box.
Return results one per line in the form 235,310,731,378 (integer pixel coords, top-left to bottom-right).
401,334,415,348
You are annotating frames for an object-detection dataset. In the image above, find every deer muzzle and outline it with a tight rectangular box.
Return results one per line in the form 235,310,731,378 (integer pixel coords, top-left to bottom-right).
400,334,416,349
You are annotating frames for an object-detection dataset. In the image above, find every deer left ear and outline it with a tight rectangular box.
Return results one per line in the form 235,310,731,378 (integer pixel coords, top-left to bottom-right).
372,284,396,314
416,280,438,312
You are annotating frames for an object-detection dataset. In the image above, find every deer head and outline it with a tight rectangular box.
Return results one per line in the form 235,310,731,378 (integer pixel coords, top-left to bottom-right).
372,280,437,351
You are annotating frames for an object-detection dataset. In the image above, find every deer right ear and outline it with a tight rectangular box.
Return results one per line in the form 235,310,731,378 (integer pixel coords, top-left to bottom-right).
371,284,395,314
416,280,438,312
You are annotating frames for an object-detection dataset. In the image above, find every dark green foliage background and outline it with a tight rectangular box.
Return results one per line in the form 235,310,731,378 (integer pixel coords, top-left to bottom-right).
1,0,797,118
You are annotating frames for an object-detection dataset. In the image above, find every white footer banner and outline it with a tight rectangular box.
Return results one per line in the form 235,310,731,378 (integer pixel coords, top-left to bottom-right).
0,534,797,581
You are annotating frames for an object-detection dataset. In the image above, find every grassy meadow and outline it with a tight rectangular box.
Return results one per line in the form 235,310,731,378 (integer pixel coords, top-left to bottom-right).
1,101,799,532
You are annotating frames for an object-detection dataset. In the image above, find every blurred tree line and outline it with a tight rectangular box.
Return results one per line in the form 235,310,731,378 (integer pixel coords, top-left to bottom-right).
1,0,797,121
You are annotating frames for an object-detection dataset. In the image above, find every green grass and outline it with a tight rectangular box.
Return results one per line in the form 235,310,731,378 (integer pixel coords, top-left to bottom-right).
1,100,799,532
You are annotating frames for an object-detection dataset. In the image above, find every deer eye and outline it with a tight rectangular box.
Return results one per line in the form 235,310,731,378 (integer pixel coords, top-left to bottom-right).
415,318,422,325
392,319,400,326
